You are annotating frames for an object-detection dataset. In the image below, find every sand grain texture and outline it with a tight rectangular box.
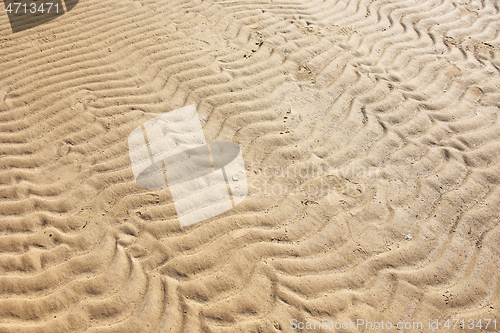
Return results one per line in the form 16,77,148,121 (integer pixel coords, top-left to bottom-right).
1,0,500,332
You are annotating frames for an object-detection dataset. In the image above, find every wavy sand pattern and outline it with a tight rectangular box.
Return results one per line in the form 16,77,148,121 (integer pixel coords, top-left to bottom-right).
1,0,500,332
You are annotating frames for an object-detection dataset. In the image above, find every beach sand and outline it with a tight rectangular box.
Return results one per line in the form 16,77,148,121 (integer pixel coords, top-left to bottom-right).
1,0,500,332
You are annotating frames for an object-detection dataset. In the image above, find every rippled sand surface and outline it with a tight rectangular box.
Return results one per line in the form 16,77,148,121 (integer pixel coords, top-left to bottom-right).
1,0,500,331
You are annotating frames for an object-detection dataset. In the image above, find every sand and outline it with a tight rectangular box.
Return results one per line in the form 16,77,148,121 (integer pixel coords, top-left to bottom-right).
1,0,500,332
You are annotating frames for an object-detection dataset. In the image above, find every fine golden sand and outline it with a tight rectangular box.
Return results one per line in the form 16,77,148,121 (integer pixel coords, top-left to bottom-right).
1,0,500,332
